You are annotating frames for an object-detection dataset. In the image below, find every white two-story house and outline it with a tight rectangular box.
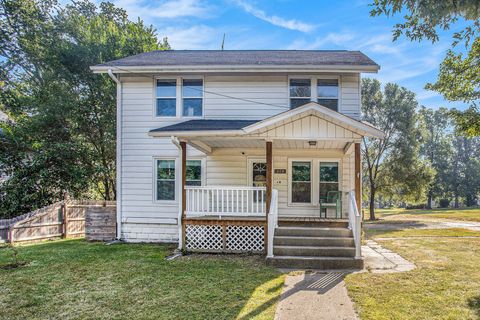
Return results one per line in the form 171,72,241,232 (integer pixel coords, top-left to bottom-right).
91,50,384,269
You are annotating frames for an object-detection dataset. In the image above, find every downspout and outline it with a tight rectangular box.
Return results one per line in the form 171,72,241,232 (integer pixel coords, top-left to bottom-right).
108,69,122,240
171,136,183,250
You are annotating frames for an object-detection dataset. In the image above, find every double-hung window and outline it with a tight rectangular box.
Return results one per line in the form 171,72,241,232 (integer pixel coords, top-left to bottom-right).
319,162,339,199
186,160,202,186
291,161,312,203
289,79,311,109
317,79,339,111
156,80,177,117
156,160,176,201
182,79,203,117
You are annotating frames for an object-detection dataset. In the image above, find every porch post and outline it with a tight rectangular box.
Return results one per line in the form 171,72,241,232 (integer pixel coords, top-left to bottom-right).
265,140,272,253
266,140,273,213
354,143,361,212
180,141,187,251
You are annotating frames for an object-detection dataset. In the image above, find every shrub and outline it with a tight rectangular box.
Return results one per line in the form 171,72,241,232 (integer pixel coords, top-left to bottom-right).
439,198,450,208
406,204,427,210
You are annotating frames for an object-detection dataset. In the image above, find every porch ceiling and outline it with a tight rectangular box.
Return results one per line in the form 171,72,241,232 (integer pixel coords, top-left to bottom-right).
189,138,349,150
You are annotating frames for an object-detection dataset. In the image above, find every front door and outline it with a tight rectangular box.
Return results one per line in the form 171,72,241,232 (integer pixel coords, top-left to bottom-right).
249,160,266,202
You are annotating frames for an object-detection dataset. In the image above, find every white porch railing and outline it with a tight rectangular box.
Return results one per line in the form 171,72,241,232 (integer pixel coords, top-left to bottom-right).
267,189,279,258
185,186,267,217
348,191,362,259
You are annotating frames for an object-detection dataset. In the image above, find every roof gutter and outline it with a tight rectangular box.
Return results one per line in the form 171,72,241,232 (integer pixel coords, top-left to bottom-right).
91,64,380,74
108,69,122,240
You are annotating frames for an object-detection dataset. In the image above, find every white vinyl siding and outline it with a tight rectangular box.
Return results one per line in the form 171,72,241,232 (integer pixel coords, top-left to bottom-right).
119,73,361,242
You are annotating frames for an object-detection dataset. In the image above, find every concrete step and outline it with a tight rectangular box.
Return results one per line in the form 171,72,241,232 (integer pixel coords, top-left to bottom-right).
273,236,355,247
266,256,364,270
274,245,355,257
275,226,352,238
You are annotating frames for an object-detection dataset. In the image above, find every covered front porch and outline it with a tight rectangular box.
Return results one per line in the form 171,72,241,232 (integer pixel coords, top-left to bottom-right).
149,103,384,259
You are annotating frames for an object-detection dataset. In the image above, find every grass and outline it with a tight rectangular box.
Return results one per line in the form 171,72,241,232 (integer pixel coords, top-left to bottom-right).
364,227,480,239
0,240,284,320
346,227,480,319
374,207,480,222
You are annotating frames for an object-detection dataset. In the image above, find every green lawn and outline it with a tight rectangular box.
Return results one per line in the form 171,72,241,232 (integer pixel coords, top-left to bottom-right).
0,240,284,320
346,227,480,319
375,207,480,222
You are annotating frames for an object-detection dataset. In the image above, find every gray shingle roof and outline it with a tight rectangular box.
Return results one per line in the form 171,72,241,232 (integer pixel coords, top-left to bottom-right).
150,119,260,133
95,50,378,68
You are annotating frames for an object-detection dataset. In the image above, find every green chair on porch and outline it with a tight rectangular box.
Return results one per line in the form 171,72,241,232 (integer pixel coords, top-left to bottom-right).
319,191,342,219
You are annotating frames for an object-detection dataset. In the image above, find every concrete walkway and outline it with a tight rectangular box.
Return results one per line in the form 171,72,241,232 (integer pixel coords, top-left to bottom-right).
362,240,415,273
275,271,358,320
274,241,414,319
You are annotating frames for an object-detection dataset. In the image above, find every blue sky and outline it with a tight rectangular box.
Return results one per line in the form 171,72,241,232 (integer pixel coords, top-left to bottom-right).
110,0,469,110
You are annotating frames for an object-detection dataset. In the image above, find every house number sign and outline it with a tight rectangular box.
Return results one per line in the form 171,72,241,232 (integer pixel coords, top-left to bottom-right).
274,169,287,174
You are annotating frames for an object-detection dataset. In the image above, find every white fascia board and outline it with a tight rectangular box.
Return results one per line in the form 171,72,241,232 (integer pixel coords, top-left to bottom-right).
90,64,380,74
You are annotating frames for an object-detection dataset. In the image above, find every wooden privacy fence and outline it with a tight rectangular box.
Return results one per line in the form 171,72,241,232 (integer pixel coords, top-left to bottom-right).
0,200,116,244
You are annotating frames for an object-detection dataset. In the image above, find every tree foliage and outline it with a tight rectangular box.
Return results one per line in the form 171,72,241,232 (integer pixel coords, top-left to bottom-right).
371,0,480,136
361,78,434,220
0,0,168,218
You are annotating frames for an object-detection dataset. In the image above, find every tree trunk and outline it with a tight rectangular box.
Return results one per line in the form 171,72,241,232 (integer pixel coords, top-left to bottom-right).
454,194,459,208
369,187,376,220
427,192,433,209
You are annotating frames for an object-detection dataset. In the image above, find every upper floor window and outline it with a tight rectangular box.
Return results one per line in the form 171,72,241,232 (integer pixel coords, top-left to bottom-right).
289,79,311,109
182,79,203,117
156,80,177,117
317,79,339,111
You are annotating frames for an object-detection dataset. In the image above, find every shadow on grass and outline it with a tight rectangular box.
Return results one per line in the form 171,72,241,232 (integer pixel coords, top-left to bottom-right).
468,295,480,318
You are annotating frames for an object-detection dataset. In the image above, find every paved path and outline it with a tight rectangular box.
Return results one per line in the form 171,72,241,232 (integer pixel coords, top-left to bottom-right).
275,271,358,320
274,241,415,319
362,240,415,273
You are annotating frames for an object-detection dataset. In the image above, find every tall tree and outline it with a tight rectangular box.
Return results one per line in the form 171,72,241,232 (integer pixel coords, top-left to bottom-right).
0,0,168,218
418,107,453,208
370,0,480,136
447,135,480,207
362,78,433,220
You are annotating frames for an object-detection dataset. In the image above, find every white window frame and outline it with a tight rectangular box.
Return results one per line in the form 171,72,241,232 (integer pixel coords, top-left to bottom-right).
153,76,204,119
181,78,204,118
287,75,342,112
288,159,313,206
154,157,178,204
287,158,342,207
186,158,206,186
288,77,312,109
318,161,341,199
155,78,178,118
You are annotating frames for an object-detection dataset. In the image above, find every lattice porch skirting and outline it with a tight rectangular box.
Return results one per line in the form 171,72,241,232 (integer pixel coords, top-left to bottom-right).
185,220,265,253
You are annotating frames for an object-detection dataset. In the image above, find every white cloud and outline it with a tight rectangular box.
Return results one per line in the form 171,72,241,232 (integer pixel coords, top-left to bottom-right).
113,0,213,21
233,0,315,33
157,25,223,49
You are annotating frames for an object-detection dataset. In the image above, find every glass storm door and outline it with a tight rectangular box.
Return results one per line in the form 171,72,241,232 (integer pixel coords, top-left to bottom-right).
251,162,266,202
